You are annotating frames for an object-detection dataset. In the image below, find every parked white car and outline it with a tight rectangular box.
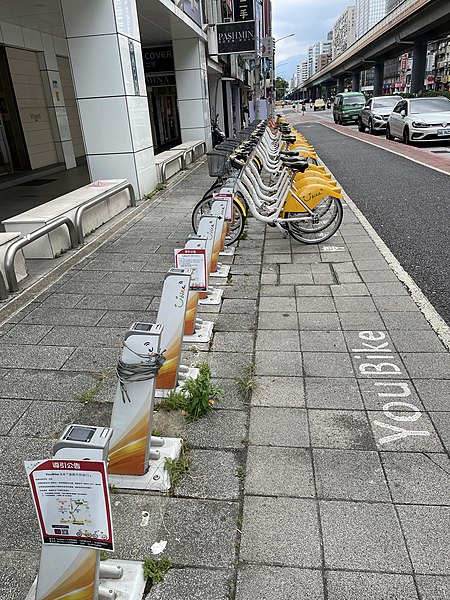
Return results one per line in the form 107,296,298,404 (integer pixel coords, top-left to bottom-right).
386,97,450,144
358,95,402,134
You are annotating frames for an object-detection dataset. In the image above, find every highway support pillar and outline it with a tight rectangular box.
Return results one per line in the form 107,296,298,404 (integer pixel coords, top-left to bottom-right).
411,41,427,95
373,62,384,96
352,72,360,92
337,76,345,93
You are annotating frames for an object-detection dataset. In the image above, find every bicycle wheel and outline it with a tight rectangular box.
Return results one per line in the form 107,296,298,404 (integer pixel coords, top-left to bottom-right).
285,197,343,244
191,195,246,245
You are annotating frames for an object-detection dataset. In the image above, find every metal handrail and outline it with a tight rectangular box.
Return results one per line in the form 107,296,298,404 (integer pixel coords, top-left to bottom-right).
4,216,79,293
74,181,136,245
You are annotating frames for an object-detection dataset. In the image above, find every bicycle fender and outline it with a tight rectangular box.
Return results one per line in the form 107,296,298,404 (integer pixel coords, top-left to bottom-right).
283,184,343,212
233,195,247,217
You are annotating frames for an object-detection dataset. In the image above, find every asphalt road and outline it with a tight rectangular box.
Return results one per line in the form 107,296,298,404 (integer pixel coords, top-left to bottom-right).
293,120,450,326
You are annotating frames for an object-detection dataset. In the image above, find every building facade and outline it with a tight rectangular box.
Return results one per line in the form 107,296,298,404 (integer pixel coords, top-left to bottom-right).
354,0,386,40
332,5,356,59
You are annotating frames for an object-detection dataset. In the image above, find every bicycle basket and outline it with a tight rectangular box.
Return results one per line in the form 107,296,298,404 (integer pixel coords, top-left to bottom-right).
206,150,230,177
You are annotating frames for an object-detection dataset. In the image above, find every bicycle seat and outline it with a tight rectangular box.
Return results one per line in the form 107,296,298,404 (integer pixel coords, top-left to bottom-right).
281,159,309,173
280,150,300,157
282,135,297,143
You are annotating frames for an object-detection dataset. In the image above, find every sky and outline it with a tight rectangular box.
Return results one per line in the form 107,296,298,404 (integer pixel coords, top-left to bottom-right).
272,0,352,81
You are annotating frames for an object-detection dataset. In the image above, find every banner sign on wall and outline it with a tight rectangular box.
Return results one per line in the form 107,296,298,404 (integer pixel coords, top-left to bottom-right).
233,0,254,21
142,47,174,73
183,0,202,27
217,21,255,55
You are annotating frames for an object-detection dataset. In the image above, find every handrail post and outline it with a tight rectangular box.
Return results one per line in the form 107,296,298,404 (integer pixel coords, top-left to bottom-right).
0,270,8,300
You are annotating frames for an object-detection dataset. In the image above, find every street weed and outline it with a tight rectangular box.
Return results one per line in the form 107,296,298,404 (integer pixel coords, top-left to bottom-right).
143,554,172,587
236,363,257,401
77,371,108,403
100,550,109,561
143,184,166,201
165,445,190,489
235,466,246,481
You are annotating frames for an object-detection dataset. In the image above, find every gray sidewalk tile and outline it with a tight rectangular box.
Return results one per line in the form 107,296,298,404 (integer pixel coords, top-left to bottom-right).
279,273,315,285
0,399,31,434
314,449,390,501
302,352,354,378
373,295,419,312
0,550,40,600
325,571,418,600
295,284,331,296
429,412,450,452
40,293,85,308
305,377,363,410
397,505,450,575
416,575,450,600
320,500,411,572
160,498,238,568
334,271,363,284
210,378,245,411
354,259,391,271
96,310,157,328
381,312,433,330
292,254,322,264
222,286,259,300
339,312,386,330
123,282,164,297
406,379,449,411
211,331,254,353
256,330,300,352
0,486,40,551
330,283,370,297
249,407,309,447
245,446,314,498
146,568,231,600
218,299,257,314
213,312,257,332
259,296,297,312
264,253,293,264
381,452,450,505
260,284,295,296
0,369,100,401
255,351,302,377
366,282,408,296
360,270,401,283
0,345,74,370
332,262,357,273
58,280,129,295
333,296,377,313
309,409,375,450
102,271,164,284
312,272,337,284
0,437,54,485
400,353,450,379
176,450,240,500
206,351,253,379
358,378,424,411
296,296,336,312
10,400,83,438
390,330,447,353
21,307,105,326
60,347,120,372
41,326,123,348
185,410,247,450
0,324,52,345
251,376,305,408
235,565,324,600
240,496,321,568
76,294,153,311
298,312,341,330
258,312,299,330
300,330,347,353
368,410,443,452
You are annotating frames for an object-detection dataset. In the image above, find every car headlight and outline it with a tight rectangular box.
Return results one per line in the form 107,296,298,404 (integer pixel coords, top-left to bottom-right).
373,114,383,120
411,121,429,128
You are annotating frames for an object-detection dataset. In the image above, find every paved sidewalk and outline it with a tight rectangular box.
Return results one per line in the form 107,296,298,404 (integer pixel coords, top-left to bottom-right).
1,147,450,599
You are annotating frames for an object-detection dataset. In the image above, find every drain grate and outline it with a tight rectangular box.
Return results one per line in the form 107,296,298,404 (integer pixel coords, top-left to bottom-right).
18,178,57,187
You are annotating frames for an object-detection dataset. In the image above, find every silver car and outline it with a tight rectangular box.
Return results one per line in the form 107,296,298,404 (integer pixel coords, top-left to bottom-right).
386,97,450,144
358,95,402,134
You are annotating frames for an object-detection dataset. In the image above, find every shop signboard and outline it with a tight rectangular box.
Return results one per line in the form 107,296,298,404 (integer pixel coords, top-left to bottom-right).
25,459,114,551
184,0,202,27
142,47,174,73
217,21,255,55
233,0,254,21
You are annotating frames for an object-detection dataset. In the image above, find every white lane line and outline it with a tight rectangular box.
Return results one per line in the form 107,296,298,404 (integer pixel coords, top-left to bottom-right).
312,156,450,351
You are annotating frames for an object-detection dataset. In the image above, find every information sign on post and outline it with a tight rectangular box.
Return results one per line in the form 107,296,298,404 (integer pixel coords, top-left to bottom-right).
25,459,114,551
213,192,233,222
175,248,207,291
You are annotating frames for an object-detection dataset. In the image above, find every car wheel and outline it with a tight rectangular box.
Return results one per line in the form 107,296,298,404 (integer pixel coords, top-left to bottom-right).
358,118,365,132
368,119,374,134
403,126,410,145
386,125,393,141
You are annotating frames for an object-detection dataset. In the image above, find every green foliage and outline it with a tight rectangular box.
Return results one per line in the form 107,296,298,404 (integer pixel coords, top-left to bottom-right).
77,372,108,403
144,183,166,200
275,76,288,101
100,550,109,561
143,554,172,586
165,445,190,489
235,363,257,401
235,466,246,481
160,363,222,421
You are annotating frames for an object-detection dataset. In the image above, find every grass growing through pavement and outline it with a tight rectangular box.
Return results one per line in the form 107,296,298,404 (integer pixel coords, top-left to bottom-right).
235,362,257,401
143,554,172,587
165,444,190,489
78,372,108,403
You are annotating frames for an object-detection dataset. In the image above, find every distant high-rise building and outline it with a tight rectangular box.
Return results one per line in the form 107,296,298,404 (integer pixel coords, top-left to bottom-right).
355,0,386,39
332,5,356,59
386,0,403,12
300,61,309,83
308,40,332,76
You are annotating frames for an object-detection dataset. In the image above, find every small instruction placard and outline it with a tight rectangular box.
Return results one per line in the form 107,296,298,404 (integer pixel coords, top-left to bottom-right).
213,192,233,221
175,248,207,291
25,459,114,551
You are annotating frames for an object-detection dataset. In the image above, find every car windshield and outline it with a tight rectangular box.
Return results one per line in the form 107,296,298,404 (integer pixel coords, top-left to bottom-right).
409,98,450,114
343,95,365,106
373,98,401,109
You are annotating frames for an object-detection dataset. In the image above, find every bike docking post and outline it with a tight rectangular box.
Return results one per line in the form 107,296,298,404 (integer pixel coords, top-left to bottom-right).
209,199,231,279
107,322,182,491
175,236,214,343
154,267,200,398
25,425,147,600
196,215,224,306
214,185,236,257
